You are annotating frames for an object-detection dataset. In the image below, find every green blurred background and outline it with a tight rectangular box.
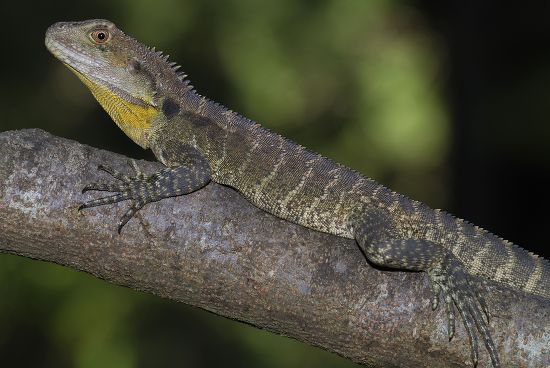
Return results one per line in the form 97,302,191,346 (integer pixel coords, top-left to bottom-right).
1,1,549,367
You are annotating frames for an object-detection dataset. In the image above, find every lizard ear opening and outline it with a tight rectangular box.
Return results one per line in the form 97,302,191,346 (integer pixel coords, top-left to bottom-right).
128,59,142,74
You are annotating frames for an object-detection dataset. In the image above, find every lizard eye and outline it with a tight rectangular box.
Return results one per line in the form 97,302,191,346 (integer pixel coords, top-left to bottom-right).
90,30,110,44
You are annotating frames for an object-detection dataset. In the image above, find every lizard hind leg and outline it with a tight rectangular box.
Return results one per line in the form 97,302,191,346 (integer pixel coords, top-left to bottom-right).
353,212,500,367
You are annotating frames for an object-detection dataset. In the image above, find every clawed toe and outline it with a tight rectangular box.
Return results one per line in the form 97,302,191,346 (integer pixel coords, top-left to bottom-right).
117,200,145,233
82,182,124,193
79,162,162,232
429,257,499,367
78,193,131,210
444,294,455,340
97,164,130,181
79,157,210,233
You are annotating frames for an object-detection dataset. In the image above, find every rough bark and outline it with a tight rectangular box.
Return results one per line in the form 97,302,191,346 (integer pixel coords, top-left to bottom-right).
0,128,548,367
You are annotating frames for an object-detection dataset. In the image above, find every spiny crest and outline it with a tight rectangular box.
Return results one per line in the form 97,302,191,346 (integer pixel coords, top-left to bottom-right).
449,209,549,266
191,90,260,129
147,45,193,87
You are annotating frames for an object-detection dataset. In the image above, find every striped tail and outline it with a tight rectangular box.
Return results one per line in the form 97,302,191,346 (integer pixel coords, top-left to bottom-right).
445,213,550,299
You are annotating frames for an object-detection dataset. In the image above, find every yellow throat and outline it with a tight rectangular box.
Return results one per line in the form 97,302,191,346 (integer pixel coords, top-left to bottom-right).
67,65,158,148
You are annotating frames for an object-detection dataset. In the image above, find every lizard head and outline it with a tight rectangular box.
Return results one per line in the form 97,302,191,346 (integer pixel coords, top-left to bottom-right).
45,19,188,148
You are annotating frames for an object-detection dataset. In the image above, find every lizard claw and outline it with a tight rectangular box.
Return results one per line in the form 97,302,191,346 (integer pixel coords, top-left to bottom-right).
476,289,490,324
117,200,145,234
429,256,499,367
445,293,455,341
430,280,441,310
97,164,130,181
128,159,146,179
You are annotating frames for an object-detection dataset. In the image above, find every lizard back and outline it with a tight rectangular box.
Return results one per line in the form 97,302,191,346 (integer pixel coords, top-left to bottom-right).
151,91,383,239
152,91,550,300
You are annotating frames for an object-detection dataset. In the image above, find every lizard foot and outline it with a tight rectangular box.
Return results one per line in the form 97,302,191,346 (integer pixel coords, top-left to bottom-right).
354,214,501,367
79,161,188,233
79,161,164,232
79,158,210,233
428,256,499,367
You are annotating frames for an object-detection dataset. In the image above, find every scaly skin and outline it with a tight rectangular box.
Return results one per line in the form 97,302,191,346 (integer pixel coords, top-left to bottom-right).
45,19,550,367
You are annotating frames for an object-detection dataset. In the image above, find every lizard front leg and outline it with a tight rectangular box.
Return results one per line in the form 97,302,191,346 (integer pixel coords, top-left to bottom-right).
79,145,211,233
352,207,499,367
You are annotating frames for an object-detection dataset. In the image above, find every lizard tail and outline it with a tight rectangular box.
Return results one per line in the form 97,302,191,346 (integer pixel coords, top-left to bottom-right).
493,241,550,299
450,215,550,299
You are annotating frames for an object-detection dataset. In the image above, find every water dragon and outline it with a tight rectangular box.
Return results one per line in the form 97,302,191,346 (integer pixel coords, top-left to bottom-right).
45,19,550,367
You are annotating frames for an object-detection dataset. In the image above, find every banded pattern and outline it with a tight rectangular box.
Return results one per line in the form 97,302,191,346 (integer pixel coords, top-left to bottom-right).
160,93,381,238
150,82,550,299
431,210,550,299
151,86,550,300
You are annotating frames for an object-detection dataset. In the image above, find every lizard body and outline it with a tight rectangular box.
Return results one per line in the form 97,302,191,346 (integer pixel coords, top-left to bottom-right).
45,19,550,367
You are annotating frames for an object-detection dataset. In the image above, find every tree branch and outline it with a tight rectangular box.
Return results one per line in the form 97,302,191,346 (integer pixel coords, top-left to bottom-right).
0,129,548,367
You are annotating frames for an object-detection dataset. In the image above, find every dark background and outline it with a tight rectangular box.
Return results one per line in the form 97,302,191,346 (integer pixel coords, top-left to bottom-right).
0,1,549,367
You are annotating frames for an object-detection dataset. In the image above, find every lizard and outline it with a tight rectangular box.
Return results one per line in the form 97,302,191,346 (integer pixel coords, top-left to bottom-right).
44,19,550,367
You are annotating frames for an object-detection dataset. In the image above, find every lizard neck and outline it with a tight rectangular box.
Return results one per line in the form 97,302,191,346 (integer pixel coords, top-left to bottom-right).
147,90,227,166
